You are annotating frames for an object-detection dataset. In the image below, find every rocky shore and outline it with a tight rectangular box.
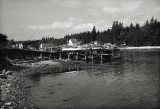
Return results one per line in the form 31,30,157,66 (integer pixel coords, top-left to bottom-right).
0,71,35,109
0,58,85,109
0,58,37,109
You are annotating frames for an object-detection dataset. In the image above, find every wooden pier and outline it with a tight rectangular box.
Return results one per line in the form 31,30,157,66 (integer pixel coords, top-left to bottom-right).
2,47,120,64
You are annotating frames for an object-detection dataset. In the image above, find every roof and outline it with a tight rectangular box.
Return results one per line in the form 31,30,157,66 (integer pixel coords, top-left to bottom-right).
41,43,54,47
15,40,40,44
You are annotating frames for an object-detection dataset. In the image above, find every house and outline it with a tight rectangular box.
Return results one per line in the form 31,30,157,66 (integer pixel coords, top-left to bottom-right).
68,38,79,47
23,40,40,50
15,43,23,49
120,43,126,47
39,43,59,52
14,40,40,50
103,43,112,49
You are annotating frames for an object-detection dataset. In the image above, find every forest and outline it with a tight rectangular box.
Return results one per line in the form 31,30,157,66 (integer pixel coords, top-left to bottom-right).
2,17,160,47
41,17,160,46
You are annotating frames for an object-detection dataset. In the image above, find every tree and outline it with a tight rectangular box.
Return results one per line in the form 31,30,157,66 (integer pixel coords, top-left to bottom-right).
0,33,8,49
38,17,160,46
91,26,97,42
7,39,15,48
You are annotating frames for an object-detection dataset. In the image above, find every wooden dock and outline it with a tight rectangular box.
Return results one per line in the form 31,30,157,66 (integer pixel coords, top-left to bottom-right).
2,47,120,64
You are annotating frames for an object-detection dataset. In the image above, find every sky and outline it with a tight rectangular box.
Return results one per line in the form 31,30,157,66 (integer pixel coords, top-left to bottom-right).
0,0,160,41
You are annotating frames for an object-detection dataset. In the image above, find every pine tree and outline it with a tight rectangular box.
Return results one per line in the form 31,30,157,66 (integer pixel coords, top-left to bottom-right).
91,26,97,43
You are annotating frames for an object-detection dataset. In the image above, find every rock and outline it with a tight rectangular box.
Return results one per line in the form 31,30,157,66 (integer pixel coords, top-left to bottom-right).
2,69,6,74
0,101,3,106
4,102,12,106
63,99,68,102
5,71,13,75
0,74,7,79
6,84,11,87
1,105,6,109
0,71,2,74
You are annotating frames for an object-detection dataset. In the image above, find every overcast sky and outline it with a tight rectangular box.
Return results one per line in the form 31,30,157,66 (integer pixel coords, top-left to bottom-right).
0,0,160,41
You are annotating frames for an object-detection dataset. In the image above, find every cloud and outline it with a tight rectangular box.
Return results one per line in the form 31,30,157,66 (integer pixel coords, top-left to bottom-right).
102,7,120,14
73,23,94,31
122,1,143,13
102,1,143,14
68,17,83,22
52,0,81,8
27,20,74,30
154,7,160,13
87,9,100,16
95,20,112,30
67,0,80,6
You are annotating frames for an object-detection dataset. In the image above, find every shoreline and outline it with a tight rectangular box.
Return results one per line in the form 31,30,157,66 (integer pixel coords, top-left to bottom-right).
1,48,159,108
119,46,160,50
1,59,87,108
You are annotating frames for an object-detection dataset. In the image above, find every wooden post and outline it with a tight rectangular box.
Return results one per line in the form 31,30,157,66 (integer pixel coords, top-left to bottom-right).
76,64,78,71
101,54,103,65
76,52,78,61
49,54,51,60
0,87,1,97
69,66,70,72
68,52,70,61
59,52,61,60
111,50,114,60
85,54,87,66
59,65,62,72
92,54,93,66
40,53,42,58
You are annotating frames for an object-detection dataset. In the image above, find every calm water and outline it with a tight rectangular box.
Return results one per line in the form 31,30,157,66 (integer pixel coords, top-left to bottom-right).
29,50,160,109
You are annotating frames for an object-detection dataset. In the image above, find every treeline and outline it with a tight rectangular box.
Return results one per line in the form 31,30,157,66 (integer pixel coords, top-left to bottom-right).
42,17,160,46
41,37,67,46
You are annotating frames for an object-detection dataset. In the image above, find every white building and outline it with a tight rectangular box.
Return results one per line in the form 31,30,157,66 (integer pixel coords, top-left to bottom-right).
68,38,79,47
15,43,23,49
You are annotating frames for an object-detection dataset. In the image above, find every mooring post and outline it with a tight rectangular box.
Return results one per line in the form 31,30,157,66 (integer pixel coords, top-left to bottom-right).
92,54,93,66
101,54,103,65
0,83,2,103
59,52,61,60
111,50,114,60
59,65,62,72
40,53,42,58
68,52,70,61
32,53,33,58
76,52,78,61
76,64,78,71
85,53,87,66
49,54,51,60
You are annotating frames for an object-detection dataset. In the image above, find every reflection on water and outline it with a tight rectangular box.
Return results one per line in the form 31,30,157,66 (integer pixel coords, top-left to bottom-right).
29,50,160,109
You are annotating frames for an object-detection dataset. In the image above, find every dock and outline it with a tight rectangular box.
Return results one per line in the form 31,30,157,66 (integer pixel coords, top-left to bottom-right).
2,47,120,64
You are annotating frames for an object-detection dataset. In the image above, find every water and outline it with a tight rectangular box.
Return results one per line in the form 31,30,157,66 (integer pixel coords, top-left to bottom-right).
29,50,160,109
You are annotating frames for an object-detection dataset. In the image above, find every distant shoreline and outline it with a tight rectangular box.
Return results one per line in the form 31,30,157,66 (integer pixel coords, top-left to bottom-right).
119,46,160,50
